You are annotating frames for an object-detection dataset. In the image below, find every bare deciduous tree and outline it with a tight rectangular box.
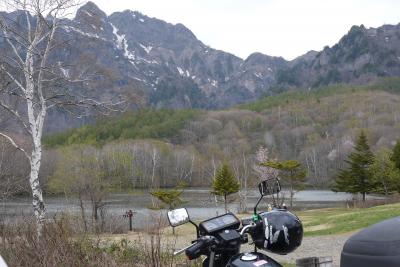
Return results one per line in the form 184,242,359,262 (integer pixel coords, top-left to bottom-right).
232,152,251,213
173,147,195,183
253,146,285,206
49,145,110,232
0,139,29,210
253,146,279,182
0,0,121,230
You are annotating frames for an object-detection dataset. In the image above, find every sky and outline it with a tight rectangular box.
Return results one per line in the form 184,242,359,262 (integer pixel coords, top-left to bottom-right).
10,0,400,60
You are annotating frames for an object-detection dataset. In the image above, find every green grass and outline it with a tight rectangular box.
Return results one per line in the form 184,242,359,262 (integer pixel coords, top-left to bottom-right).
179,203,400,238
298,202,400,236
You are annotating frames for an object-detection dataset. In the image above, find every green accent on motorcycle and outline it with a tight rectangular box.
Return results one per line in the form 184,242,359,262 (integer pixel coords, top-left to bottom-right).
252,214,260,222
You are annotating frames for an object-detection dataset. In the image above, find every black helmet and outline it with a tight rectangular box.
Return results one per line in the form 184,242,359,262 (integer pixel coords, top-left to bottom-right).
252,209,303,255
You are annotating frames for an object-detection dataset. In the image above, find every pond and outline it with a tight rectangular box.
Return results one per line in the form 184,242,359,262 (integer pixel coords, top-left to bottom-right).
0,189,382,229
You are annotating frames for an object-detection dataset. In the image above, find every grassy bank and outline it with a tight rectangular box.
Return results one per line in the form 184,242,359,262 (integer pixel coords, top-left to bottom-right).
299,202,400,236
155,202,400,239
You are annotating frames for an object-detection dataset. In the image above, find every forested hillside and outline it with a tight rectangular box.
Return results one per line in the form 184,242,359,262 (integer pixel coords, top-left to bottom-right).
44,109,201,147
38,78,400,190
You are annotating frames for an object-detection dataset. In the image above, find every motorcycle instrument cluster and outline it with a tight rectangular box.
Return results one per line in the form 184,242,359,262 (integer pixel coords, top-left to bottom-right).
199,213,240,234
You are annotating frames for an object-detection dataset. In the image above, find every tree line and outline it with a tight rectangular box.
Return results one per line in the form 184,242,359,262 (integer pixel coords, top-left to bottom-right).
43,85,400,190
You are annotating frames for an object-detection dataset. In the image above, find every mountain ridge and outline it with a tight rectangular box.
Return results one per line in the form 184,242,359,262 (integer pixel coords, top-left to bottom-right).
1,2,400,132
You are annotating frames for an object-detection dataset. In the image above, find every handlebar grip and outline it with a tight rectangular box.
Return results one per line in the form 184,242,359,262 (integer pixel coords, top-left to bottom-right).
185,240,206,260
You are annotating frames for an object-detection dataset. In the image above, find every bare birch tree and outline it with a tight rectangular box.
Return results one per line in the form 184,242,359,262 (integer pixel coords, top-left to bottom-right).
253,146,284,206
173,148,195,183
0,0,121,229
232,152,250,213
253,146,279,182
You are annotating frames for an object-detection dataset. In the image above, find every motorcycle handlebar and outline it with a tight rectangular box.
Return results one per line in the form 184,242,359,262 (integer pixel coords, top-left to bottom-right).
185,239,207,260
240,223,257,235
173,242,198,256
175,222,260,260
174,236,215,259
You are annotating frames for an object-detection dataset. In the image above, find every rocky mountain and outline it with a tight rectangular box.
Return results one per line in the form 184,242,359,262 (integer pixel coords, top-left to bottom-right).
277,24,400,88
1,2,400,132
1,2,293,110
55,1,253,109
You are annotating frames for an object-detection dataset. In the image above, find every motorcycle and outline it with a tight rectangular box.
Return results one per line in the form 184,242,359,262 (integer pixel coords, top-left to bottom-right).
167,178,303,267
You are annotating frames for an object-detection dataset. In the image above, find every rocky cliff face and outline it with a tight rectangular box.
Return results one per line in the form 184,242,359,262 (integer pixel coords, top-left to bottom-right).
56,2,251,109
1,2,400,132
277,24,400,88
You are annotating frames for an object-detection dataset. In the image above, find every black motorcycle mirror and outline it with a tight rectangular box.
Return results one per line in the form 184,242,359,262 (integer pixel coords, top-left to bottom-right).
167,208,199,237
258,178,281,196
253,178,281,221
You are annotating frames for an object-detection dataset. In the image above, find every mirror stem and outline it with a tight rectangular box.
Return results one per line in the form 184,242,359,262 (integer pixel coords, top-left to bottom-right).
189,220,200,238
253,195,264,220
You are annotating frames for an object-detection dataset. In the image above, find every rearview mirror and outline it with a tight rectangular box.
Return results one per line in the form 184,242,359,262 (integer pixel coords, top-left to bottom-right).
258,178,281,196
167,208,190,227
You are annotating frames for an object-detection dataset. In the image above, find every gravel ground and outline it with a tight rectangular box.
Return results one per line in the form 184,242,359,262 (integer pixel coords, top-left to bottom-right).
256,232,353,266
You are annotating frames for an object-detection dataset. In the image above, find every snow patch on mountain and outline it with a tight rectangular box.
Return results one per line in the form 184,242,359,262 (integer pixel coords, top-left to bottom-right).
207,79,218,87
110,23,135,62
177,67,184,76
137,57,159,65
139,44,153,54
60,67,70,78
63,26,105,40
83,10,93,17
254,72,263,79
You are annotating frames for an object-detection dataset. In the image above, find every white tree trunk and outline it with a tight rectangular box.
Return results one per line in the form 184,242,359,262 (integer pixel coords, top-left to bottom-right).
30,147,45,225
27,90,47,226
211,155,218,209
241,153,248,213
151,148,158,187
25,36,47,225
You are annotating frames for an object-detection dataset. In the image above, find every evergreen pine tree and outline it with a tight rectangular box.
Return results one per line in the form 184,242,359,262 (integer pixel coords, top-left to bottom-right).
151,182,187,235
333,131,374,201
150,182,187,210
390,139,400,170
370,148,400,196
211,164,240,213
